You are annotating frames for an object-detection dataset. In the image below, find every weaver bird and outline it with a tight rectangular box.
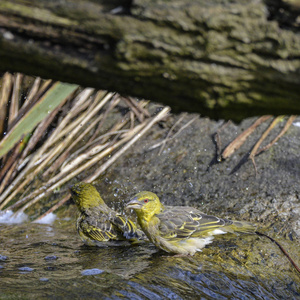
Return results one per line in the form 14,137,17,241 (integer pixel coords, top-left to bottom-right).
70,182,144,246
126,191,256,255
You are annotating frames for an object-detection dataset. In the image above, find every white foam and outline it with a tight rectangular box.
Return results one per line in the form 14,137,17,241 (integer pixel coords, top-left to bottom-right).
33,213,57,225
0,210,28,224
293,121,300,127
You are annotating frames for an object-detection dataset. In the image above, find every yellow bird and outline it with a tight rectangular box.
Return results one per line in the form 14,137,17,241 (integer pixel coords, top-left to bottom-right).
126,191,256,255
70,182,145,246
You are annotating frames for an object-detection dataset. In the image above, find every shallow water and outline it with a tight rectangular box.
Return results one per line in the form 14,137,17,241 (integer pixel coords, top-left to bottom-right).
0,221,299,299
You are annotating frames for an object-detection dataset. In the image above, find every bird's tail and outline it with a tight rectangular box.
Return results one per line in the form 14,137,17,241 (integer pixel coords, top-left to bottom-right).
224,220,257,234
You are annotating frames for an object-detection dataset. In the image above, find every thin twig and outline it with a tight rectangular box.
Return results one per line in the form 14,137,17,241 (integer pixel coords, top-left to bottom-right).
149,116,197,151
255,231,300,274
221,116,271,160
158,113,186,155
255,115,297,156
249,116,284,174
213,121,232,162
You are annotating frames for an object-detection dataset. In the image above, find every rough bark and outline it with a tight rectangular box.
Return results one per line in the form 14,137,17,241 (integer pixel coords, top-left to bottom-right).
0,0,299,120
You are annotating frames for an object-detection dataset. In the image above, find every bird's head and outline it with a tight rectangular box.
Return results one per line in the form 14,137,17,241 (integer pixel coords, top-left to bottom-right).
126,191,163,221
70,182,105,211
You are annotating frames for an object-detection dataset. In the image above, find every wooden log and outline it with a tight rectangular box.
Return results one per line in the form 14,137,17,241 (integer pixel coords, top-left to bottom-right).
0,0,299,120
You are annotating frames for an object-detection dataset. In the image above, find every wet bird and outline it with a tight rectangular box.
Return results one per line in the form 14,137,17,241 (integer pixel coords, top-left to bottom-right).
126,191,256,255
70,182,144,246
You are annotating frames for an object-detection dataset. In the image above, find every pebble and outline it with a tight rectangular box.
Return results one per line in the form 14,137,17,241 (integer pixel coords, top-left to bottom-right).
81,268,104,276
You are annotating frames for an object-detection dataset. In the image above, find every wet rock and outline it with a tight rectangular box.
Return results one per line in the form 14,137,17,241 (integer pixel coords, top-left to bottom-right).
81,268,104,276
0,255,8,261
18,266,34,272
44,255,58,261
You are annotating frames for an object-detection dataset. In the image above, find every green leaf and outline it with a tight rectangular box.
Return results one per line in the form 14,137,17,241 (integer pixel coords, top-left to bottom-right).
0,82,78,158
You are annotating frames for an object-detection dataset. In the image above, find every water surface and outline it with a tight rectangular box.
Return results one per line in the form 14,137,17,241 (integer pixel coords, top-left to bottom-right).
0,220,299,299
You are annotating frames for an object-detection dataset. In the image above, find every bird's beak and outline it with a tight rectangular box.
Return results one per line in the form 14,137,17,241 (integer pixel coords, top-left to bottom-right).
126,198,143,210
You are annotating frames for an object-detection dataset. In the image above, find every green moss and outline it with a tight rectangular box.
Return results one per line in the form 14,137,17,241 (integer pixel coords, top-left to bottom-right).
0,2,76,26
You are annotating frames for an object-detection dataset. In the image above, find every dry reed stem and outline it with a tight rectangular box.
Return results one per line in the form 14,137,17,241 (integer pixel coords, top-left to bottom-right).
24,77,41,108
69,94,130,156
60,142,110,173
59,113,106,169
33,106,170,221
13,107,170,216
13,80,53,130
0,141,22,182
255,115,297,155
249,116,284,170
0,162,33,209
87,106,170,182
128,97,150,118
41,122,150,189
1,74,22,182
19,97,67,163
3,94,140,210
0,89,87,208
249,116,285,174
250,116,284,159
41,94,111,178
122,97,144,123
88,95,120,142
8,73,22,130
74,99,148,159
25,89,102,169
58,97,137,173
0,160,18,194
46,88,95,145
42,91,111,166
0,73,13,136
0,93,100,208
221,115,271,159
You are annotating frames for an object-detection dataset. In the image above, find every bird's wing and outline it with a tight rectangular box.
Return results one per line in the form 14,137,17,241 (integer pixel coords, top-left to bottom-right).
78,212,119,242
157,206,231,239
111,214,146,240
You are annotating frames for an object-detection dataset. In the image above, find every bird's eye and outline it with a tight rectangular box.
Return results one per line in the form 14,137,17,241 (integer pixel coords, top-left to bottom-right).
144,199,149,203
